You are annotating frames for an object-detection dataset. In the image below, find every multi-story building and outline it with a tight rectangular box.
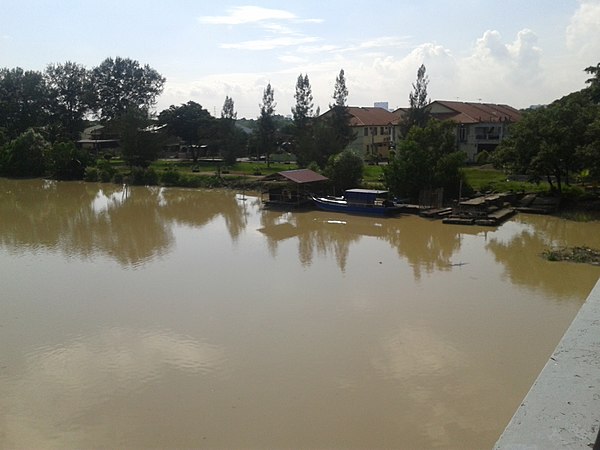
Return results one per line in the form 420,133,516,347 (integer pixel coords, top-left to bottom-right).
320,101,521,162
337,106,405,161
428,100,522,161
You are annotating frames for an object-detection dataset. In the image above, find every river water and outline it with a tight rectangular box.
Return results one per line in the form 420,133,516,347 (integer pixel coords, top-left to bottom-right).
1,178,599,449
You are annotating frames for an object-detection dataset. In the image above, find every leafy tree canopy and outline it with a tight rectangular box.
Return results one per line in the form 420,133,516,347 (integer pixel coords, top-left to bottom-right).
0,68,49,139
384,120,465,201
324,149,364,193
158,101,212,145
45,61,93,140
91,57,165,122
494,86,599,193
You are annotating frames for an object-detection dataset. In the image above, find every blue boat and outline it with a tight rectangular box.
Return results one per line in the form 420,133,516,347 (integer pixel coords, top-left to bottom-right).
311,189,401,216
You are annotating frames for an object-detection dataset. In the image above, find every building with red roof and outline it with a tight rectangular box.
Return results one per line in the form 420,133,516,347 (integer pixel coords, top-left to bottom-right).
428,100,522,161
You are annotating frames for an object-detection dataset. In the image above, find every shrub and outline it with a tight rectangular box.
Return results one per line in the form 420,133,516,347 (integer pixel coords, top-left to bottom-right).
161,167,181,186
84,167,99,182
476,150,490,165
131,167,159,186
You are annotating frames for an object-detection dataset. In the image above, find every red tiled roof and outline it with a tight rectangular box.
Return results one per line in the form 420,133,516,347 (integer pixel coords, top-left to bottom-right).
429,100,522,124
271,169,328,184
346,106,401,126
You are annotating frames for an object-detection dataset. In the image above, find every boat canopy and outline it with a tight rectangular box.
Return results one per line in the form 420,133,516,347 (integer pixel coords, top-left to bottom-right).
344,189,389,203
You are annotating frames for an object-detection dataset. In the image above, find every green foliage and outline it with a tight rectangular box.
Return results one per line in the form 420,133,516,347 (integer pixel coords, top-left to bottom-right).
402,64,430,133
324,149,364,193
0,129,50,177
84,166,99,182
158,101,212,146
323,69,355,162
0,68,49,139
91,57,165,122
45,61,92,140
221,96,237,120
94,158,115,182
258,83,277,164
494,69,600,193
383,120,465,201
47,141,89,180
160,167,181,186
116,107,163,168
130,167,159,186
292,74,314,131
476,150,490,165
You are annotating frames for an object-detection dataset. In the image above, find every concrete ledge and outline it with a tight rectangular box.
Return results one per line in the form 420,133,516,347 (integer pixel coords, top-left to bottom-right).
494,277,600,449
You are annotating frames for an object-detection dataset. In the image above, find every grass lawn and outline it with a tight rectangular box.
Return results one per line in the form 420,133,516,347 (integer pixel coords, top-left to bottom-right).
107,158,556,195
461,166,550,193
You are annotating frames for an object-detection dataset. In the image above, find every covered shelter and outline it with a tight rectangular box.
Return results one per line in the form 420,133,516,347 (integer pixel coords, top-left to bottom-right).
261,169,329,209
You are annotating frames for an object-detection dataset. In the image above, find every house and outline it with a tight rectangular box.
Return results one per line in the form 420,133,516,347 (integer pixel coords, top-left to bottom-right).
427,101,522,162
320,106,405,161
77,125,120,156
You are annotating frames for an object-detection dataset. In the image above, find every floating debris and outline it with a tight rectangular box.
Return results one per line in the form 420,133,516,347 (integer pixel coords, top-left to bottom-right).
542,246,600,265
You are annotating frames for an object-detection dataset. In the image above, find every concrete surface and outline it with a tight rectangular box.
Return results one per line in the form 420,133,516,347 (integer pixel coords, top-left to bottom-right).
494,277,600,449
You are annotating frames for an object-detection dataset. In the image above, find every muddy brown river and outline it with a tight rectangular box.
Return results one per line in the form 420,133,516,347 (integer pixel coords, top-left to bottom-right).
1,178,599,449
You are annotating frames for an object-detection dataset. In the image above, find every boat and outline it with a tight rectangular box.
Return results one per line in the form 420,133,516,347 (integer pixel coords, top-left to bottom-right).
311,189,402,216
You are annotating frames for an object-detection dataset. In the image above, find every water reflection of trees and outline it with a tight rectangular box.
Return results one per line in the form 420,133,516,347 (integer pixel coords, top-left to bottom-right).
486,216,600,299
259,211,466,277
0,179,249,267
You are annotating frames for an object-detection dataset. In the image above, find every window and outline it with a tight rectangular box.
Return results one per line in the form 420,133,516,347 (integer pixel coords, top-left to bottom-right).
371,127,377,136
364,127,368,136
380,127,385,135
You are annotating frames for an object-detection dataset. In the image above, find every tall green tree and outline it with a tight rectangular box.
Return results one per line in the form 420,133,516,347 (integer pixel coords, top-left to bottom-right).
585,63,600,103
221,95,237,120
384,120,465,201
494,90,595,193
323,69,355,164
158,101,212,146
91,57,165,122
258,82,276,166
45,61,93,140
402,64,430,133
116,106,163,168
0,68,49,139
291,74,315,167
220,96,242,165
0,129,50,177
292,74,314,131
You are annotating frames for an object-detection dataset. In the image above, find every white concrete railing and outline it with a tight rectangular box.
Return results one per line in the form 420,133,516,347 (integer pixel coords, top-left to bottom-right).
494,277,600,449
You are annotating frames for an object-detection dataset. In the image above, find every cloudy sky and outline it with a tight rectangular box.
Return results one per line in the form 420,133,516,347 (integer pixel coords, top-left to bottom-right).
2,0,599,118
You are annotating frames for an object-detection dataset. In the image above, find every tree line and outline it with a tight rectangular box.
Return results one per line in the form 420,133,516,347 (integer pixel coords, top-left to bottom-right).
493,63,600,194
1,55,598,201
0,57,357,186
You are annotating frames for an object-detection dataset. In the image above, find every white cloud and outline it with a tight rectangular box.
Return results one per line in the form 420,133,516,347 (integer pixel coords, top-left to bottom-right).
458,29,544,104
221,35,320,51
566,0,600,60
198,6,297,25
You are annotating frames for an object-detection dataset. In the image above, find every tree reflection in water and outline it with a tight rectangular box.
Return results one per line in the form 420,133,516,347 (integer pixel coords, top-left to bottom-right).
0,179,249,268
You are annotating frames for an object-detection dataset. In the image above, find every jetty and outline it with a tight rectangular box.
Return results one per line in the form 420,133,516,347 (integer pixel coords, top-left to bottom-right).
442,193,516,226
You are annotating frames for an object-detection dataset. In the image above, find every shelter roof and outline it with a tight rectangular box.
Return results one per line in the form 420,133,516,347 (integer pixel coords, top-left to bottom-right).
264,169,328,184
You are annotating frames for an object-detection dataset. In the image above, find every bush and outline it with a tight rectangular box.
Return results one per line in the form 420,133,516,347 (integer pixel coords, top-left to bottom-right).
131,167,159,186
84,167,99,182
96,159,115,183
161,167,181,186
476,150,490,165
